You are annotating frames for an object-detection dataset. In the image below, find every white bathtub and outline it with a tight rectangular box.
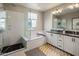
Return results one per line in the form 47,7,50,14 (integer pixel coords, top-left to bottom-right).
21,36,46,51
1,35,46,56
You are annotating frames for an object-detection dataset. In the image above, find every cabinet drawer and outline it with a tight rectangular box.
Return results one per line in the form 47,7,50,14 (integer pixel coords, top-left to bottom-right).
57,41,63,49
58,39,63,42
57,44,63,49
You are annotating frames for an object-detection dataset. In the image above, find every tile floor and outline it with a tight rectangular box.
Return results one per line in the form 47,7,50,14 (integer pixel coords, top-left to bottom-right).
25,43,71,56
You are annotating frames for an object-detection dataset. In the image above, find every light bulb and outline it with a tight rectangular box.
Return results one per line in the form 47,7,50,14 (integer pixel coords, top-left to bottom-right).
74,3,79,8
67,5,74,9
58,9,63,13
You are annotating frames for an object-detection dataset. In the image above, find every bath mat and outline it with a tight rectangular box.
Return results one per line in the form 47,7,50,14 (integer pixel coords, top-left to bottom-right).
25,48,46,56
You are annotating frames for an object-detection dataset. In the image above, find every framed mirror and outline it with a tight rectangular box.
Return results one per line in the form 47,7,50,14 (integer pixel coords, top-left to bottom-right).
72,17,79,30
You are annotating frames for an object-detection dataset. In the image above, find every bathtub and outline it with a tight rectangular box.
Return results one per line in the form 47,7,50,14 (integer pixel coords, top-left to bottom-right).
21,35,46,51
1,34,46,56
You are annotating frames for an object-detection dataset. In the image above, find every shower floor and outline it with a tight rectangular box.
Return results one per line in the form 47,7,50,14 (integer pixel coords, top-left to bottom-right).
1,43,24,54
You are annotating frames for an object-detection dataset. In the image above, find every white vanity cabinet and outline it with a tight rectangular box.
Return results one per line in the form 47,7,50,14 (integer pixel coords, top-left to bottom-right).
63,36,79,55
57,34,64,49
46,32,79,55
46,33,58,47
73,37,79,56
51,34,58,47
46,32,53,44
46,33,64,49
64,36,74,54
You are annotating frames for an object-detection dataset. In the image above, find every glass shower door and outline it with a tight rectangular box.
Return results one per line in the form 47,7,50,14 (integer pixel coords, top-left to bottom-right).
0,11,6,55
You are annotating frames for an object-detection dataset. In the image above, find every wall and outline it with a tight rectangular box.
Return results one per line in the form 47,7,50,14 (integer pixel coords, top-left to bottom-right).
43,10,53,31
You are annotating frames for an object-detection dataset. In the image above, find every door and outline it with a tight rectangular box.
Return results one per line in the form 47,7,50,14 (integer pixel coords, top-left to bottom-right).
46,32,53,44
74,38,79,55
51,34,58,47
64,36,74,54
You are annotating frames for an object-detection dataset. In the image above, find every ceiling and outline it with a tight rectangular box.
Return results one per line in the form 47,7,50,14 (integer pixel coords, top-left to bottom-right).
17,3,61,11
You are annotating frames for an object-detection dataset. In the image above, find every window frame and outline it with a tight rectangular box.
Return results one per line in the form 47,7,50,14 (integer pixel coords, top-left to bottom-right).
27,12,38,30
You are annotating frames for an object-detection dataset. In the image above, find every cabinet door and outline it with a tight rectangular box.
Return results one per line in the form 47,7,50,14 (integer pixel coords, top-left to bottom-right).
46,33,53,44
74,38,79,56
64,36,74,54
51,34,58,47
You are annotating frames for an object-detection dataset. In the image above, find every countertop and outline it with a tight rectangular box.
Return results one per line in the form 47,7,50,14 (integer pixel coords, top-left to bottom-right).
46,31,79,38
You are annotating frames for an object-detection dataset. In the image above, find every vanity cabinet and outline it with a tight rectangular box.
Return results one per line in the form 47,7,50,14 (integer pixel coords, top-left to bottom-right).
46,33,64,49
46,32,79,55
64,36,74,54
46,33,58,47
73,37,79,56
46,33,53,44
63,36,79,55
52,34,58,47
57,34,64,49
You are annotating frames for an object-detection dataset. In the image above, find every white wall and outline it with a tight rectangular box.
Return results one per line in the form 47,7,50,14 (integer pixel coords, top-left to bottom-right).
43,10,53,31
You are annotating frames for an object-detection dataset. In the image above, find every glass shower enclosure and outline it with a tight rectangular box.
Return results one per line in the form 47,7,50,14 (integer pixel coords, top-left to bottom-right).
0,11,6,55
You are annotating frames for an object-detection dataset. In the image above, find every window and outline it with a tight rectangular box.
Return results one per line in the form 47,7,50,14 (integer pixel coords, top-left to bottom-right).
0,19,5,30
0,11,6,31
28,12,38,30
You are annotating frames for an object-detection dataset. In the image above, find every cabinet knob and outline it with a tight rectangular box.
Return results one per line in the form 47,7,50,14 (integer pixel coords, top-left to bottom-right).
72,38,74,42
73,38,75,42
59,40,62,41
72,38,75,42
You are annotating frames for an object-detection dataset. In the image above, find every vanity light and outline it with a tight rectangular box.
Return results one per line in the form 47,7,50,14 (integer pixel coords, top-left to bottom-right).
52,11,57,14
52,3,79,15
74,3,79,8
52,8,63,15
58,8,63,13
67,3,79,9
67,5,74,9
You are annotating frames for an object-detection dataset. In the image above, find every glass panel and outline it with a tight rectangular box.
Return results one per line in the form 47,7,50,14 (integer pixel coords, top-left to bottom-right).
28,12,37,19
0,11,6,18
0,19,5,30
25,12,38,39
32,19,37,27
27,12,37,30
31,13,37,19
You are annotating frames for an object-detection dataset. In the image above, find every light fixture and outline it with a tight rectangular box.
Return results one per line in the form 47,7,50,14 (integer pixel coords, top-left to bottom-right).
52,3,79,15
52,8,63,15
67,5,74,9
74,3,79,8
58,8,63,13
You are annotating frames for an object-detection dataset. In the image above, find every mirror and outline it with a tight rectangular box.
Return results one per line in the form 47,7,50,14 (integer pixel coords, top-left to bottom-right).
73,18,79,30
